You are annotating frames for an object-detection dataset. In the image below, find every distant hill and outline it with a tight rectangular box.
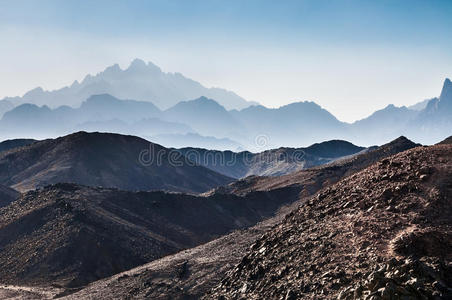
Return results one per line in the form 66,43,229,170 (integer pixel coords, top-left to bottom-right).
0,100,14,119
0,132,233,193
215,136,420,196
231,101,348,148
2,59,255,110
177,139,365,178
153,133,243,151
163,96,242,137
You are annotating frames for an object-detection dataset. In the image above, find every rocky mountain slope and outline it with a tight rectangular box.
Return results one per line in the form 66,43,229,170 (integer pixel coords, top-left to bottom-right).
177,140,365,179
0,184,18,208
208,144,452,299
0,132,232,193
214,136,418,196
438,136,452,145
57,137,420,299
0,182,297,289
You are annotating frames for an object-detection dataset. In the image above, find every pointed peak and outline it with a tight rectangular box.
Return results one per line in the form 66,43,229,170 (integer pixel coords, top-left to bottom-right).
128,58,147,69
126,59,162,74
439,77,452,102
23,87,44,98
104,63,121,73
70,80,80,87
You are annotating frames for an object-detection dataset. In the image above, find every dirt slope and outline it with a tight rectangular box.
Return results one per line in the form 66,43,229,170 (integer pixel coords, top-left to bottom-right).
0,184,19,207
209,144,452,299
0,183,296,289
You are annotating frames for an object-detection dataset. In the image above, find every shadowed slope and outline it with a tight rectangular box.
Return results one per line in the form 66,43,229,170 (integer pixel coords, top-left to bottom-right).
0,131,233,193
0,182,297,289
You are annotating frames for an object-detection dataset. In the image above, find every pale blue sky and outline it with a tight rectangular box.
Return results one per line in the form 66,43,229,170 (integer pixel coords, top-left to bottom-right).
1,0,451,121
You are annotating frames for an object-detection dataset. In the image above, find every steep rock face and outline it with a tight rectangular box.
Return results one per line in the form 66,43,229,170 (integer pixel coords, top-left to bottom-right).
0,182,297,288
208,144,452,299
0,131,233,193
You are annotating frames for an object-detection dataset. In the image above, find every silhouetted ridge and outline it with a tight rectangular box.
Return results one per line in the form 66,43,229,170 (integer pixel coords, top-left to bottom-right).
0,138,36,153
304,140,364,158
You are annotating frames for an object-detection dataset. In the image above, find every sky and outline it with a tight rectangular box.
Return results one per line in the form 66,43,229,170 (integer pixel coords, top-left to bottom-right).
0,0,451,122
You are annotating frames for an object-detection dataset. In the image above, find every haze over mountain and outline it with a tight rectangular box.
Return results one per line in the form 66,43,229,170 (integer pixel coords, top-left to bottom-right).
2,59,255,111
0,132,233,193
0,60,450,149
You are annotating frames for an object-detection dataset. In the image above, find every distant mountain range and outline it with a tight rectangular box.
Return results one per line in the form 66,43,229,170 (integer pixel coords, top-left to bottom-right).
0,59,450,149
1,59,255,111
177,140,365,178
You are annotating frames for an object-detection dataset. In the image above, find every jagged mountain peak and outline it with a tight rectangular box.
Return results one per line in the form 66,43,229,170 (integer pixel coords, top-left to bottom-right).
1,59,252,110
440,77,452,102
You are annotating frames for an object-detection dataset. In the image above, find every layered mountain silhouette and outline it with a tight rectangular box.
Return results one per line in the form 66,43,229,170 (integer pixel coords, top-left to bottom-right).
2,59,254,110
0,132,233,193
0,59,450,149
0,100,13,119
177,140,365,179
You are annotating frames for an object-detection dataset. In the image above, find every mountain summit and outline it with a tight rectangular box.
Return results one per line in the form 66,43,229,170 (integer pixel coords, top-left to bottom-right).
2,59,254,110
439,78,452,108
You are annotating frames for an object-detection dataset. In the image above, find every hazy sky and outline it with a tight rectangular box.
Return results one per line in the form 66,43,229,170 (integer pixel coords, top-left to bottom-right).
1,0,451,122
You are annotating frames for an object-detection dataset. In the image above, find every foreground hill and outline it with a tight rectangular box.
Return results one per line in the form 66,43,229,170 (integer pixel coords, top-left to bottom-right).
60,137,420,299
0,132,232,193
177,140,365,178
209,144,452,299
0,182,297,289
